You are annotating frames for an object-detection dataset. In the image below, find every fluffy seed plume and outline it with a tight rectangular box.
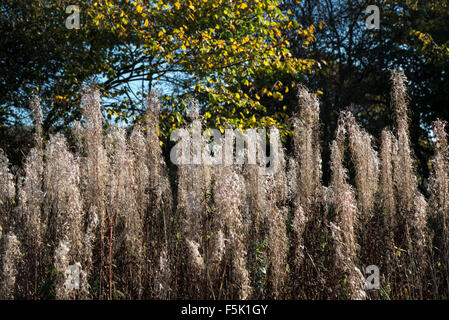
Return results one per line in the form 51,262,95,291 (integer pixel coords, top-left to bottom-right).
291,85,323,298
0,232,22,299
44,133,85,299
215,169,252,299
328,116,366,300
265,128,288,299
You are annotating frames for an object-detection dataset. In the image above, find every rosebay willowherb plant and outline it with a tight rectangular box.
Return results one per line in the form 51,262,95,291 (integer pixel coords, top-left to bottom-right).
214,165,252,299
428,120,449,297
81,87,107,298
343,111,382,290
245,145,268,297
144,91,173,299
345,112,379,222
265,128,289,299
44,133,87,299
291,85,325,299
104,127,144,299
328,115,366,300
379,129,398,288
1,70,449,300
16,96,45,298
390,70,431,299
0,149,15,228
0,232,22,299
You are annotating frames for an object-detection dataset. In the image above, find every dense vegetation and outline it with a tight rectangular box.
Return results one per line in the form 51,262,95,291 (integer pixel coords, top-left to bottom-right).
0,71,448,300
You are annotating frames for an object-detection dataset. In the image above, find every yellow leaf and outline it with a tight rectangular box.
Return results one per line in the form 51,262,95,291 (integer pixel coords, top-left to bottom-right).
144,19,149,27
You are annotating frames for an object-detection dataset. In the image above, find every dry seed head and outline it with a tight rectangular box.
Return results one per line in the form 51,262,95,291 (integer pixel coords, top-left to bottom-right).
130,126,150,221
215,169,252,299
329,139,365,300
44,134,84,261
44,136,85,301
287,156,298,201
380,129,396,223
18,147,44,249
81,87,107,246
106,127,144,297
146,89,165,197
72,121,85,154
291,85,323,285
82,87,103,130
0,149,15,208
145,92,173,212
433,120,449,156
112,127,143,266
265,173,288,299
154,248,171,299
175,122,208,294
54,241,71,299
292,203,306,267
380,129,397,276
345,111,379,219
30,95,43,149
269,127,288,201
0,232,21,299
293,84,322,192
390,70,409,124
296,84,320,118
413,193,429,254
390,70,417,215
428,120,449,220
209,229,226,268
148,90,161,115
186,239,205,273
